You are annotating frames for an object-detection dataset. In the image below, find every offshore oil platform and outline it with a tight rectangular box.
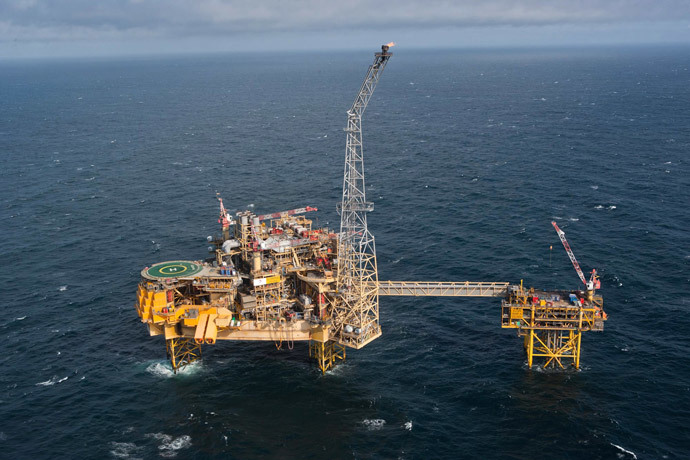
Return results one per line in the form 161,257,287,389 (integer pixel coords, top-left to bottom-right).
134,44,607,373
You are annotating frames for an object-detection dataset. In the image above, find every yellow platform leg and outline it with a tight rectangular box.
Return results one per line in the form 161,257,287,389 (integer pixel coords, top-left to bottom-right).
529,330,582,369
527,329,535,368
166,338,202,373
309,340,346,374
575,332,582,369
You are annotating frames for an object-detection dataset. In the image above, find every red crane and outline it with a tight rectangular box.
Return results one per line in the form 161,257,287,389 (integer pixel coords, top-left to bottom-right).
552,221,600,292
217,196,232,229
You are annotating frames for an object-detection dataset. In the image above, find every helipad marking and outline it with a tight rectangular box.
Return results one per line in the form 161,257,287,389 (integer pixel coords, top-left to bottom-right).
160,264,187,275
146,261,203,279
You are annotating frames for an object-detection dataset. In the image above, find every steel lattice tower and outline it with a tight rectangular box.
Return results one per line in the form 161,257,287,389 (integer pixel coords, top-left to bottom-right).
334,47,392,348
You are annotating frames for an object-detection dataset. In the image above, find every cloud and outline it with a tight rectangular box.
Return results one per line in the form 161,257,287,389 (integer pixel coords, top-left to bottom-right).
2,0,690,43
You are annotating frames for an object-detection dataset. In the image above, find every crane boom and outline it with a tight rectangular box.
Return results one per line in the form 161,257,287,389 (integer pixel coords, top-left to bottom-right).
217,196,231,227
552,221,587,286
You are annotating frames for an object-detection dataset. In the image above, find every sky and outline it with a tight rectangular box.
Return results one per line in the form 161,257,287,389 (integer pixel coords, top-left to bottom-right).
1,0,689,58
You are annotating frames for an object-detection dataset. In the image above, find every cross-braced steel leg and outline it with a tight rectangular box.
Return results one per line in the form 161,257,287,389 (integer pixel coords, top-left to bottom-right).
166,338,202,373
309,340,346,374
525,330,582,369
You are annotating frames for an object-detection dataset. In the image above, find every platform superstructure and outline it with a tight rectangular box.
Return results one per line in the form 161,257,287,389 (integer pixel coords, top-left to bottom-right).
134,44,607,373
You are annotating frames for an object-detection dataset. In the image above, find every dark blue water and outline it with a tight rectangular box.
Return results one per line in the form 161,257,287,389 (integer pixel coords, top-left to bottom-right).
2,46,689,459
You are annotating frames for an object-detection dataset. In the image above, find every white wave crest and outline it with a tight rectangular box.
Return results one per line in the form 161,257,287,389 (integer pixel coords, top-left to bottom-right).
362,419,386,431
110,441,143,459
58,286,68,291
323,363,349,377
146,433,192,458
145,361,203,378
36,375,68,386
611,443,637,459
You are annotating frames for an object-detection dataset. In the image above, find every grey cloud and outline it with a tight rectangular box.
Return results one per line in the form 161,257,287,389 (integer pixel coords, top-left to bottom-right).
2,0,690,42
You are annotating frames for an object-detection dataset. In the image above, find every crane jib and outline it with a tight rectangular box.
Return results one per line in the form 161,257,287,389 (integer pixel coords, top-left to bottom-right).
552,221,587,286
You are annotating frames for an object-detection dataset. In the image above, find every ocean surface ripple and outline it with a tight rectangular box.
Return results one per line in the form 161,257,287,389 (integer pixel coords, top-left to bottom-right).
1,47,689,459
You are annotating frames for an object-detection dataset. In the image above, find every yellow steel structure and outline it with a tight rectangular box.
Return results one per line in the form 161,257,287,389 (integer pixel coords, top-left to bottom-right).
523,330,582,369
133,46,608,374
166,338,203,371
309,341,347,374
501,283,606,369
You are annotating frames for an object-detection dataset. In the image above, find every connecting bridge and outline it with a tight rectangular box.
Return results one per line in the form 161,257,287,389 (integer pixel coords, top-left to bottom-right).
375,281,510,297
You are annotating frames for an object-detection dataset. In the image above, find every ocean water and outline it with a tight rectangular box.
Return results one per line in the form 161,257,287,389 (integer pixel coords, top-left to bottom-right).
1,46,689,459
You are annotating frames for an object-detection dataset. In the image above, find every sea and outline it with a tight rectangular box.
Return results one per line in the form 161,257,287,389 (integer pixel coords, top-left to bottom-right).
1,45,689,459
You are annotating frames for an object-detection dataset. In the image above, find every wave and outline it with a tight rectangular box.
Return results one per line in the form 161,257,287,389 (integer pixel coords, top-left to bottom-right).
145,361,204,379
145,433,192,458
611,443,637,459
362,419,386,431
109,441,143,459
36,376,69,386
